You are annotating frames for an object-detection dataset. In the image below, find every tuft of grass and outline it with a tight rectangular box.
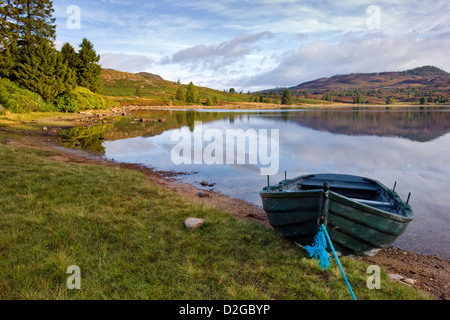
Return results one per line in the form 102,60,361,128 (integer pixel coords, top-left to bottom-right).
0,142,430,300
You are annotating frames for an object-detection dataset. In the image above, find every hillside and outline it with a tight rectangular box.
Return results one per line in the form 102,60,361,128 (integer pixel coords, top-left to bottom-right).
293,66,450,91
100,69,334,107
286,66,450,105
100,66,450,107
101,69,255,107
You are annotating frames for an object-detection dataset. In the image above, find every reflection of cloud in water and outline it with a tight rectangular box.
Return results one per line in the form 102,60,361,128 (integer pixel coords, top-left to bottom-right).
231,163,261,174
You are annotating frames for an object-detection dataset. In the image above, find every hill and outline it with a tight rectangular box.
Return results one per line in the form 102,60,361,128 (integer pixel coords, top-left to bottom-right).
285,66,450,105
101,69,255,107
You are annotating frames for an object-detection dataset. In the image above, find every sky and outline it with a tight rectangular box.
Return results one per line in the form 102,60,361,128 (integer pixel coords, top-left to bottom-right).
53,0,450,92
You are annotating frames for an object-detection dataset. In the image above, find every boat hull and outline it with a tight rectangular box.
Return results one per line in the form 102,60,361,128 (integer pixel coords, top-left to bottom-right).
260,174,414,256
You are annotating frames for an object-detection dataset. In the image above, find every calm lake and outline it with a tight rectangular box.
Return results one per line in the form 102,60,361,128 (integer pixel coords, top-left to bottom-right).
62,106,450,258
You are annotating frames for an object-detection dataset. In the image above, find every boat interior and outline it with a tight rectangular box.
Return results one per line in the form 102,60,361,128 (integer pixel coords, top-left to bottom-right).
294,176,403,214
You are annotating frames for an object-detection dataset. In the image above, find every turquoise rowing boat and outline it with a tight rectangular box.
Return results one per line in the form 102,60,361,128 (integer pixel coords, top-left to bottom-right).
260,173,414,256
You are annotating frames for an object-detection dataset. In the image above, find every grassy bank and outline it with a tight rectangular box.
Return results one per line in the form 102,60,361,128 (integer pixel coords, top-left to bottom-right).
0,137,428,300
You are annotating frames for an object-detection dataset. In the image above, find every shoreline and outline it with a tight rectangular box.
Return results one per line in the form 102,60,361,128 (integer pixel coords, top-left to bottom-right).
2,129,449,300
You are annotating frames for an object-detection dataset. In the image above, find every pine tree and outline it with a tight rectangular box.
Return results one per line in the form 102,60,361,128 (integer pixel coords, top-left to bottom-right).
15,41,76,102
185,82,198,103
175,88,184,101
0,0,19,78
61,42,78,71
76,38,102,93
14,0,56,50
281,89,292,105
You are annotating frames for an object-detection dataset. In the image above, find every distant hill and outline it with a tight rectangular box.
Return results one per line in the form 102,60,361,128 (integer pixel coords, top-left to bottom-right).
291,66,450,92
282,66,450,105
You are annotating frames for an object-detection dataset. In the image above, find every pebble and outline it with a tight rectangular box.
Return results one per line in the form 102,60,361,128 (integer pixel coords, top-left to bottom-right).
388,274,404,281
403,278,416,285
184,218,206,230
198,192,209,198
200,181,209,186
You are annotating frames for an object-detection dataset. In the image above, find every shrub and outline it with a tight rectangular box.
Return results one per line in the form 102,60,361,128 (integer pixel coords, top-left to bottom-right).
0,78,53,113
56,93,80,113
69,87,108,111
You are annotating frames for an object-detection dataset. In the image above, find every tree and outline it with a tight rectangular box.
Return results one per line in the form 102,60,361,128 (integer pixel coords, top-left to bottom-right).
185,82,198,103
281,89,292,105
14,0,56,50
0,0,18,78
175,88,184,101
15,41,76,102
322,92,334,102
353,93,364,104
229,88,236,94
206,97,212,106
61,42,78,70
386,96,395,105
2,0,56,79
76,38,102,93
420,97,426,105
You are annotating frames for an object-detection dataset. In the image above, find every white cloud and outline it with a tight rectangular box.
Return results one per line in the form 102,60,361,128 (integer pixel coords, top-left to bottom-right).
239,31,450,90
100,53,154,73
165,32,275,70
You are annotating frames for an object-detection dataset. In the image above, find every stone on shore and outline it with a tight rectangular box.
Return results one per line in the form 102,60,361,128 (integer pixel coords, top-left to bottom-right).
185,218,206,230
389,274,404,281
198,192,209,198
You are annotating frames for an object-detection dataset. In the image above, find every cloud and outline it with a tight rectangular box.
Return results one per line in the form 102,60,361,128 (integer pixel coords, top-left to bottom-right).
163,32,275,70
54,0,450,91
240,31,450,89
100,53,154,73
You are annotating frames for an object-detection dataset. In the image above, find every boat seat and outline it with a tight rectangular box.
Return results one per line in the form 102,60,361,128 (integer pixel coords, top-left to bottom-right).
349,198,394,208
298,181,379,191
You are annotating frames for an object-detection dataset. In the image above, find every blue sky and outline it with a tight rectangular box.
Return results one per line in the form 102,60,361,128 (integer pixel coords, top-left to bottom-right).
53,0,450,91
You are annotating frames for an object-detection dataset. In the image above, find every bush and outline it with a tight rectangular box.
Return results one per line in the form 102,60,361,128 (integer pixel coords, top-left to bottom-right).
72,87,108,111
56,93,79,113
0,78,53,113
56,87,109,112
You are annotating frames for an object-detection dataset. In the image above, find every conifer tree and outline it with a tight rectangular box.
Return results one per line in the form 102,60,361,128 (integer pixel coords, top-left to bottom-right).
14,0,56,50
281,89,292,105
61,42,78,71
0,0,19,78
76,38,102,93
175,88,184,101
15,41,76,102
185,82,198,103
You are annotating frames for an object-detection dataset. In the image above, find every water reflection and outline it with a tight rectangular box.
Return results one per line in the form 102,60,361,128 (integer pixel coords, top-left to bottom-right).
72,107,450,258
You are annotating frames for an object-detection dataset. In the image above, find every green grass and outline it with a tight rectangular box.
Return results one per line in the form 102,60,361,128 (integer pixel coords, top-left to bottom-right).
0,140,429,300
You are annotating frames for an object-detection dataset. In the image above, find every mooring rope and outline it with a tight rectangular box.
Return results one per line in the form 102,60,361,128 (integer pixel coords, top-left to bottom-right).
306,222,357,300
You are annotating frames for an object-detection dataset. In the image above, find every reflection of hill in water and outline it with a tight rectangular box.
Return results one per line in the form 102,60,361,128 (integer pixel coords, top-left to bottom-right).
276,107,450,142
99,107,450,144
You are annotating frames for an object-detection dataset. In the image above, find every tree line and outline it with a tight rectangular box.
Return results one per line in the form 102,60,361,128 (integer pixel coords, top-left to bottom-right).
0,0,103,112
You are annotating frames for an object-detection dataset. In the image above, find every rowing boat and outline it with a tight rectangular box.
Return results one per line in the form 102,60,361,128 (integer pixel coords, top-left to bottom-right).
260,173,414,256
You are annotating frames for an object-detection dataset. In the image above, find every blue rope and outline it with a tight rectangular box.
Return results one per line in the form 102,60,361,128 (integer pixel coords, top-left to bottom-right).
306,224,357,300
305,227,330,270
